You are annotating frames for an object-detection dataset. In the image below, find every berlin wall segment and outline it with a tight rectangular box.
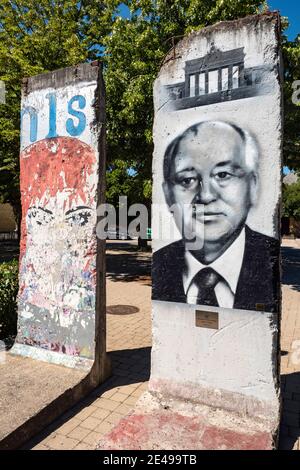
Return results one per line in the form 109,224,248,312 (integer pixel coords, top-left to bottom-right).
151,12,283,449
0,63,109,451
11,62,109,379
96,13,283,451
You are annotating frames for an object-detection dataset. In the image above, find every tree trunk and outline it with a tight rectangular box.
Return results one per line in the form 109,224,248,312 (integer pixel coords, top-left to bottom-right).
138,236,148,251
11,202,21,242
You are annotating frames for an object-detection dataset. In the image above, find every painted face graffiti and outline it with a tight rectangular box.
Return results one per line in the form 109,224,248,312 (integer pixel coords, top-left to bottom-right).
18,137,98,357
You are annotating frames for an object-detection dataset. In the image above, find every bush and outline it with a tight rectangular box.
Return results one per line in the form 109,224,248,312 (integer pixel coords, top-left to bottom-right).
0,259,18,341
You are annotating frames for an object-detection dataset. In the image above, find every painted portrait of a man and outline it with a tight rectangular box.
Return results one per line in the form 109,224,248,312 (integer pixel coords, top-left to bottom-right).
152,121,280,312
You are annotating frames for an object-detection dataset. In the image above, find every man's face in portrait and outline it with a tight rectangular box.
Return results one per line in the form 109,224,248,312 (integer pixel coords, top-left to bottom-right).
164,122,258,252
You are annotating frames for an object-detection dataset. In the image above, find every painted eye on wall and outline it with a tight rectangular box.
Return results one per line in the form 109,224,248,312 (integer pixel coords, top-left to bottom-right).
27,206,54,226
65,206,93,227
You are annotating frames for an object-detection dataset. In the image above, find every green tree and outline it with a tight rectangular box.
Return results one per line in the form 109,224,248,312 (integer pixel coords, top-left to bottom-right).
283,181,300,219
282,29,300,171
0,0,271,229
103,0,266,223
0,0,116,226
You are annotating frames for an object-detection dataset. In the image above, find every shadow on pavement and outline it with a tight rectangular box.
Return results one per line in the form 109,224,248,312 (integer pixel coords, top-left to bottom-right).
281,246,300,292
20,346,151,450
106,243,151,285
279,372,300,450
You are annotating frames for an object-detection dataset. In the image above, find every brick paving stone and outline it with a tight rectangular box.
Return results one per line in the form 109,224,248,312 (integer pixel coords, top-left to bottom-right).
46,434,79,450
131,388,146,398
282,391,293,400
94,398,120,412
82,431,102,447
104,412,125,425
286,382,300,394
115,403,134,415
80,416,102,431
91,408,111,421
67,426,91,441
110,392,129,403
73,442,94,450
23,251,152,450
74,406,98,421
94,421,115,436
37,431,58,445
117,384,139,394
124,396,139,407
98,389,118,399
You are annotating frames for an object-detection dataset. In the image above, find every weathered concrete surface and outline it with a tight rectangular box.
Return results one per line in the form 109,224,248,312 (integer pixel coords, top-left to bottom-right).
150,12,282,449
15,61,108,373
0,354,87,449
97,392,274,450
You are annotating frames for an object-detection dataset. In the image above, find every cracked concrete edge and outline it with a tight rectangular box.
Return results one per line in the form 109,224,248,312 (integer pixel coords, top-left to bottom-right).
161,12,281,69
22,62,101,95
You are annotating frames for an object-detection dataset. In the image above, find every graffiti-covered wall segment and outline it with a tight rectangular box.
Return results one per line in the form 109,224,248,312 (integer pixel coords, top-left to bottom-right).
15,64,104,365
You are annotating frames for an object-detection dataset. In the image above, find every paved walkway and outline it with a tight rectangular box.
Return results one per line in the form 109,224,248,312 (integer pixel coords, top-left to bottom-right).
21,239,300,450
279,239,300,450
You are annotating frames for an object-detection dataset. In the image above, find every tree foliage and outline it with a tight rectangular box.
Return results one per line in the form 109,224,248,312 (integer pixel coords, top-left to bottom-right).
0,0,116,219
103,0,266,205
282,29,300,172
1,0,289,219
0,259,18,341
283,181,300,219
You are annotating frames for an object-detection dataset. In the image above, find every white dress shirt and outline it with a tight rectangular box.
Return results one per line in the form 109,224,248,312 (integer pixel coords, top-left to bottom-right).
183,228,245,308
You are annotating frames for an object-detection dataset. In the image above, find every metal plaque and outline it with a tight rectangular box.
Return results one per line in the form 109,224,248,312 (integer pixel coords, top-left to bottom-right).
195,310,219,330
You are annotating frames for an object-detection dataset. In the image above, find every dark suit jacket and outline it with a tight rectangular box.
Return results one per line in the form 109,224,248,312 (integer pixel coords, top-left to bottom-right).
152,226,280,313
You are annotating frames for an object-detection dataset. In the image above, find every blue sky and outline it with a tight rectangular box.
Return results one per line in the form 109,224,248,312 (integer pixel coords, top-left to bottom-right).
269,0,300,40
119,2,299,41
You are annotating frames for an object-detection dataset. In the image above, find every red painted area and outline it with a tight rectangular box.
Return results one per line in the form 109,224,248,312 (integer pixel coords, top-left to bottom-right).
98,410,274,450
20,137,96,258
200,424,272,450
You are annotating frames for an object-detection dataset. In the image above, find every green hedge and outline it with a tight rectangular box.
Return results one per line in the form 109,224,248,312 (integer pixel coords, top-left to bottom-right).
0,260,18,341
